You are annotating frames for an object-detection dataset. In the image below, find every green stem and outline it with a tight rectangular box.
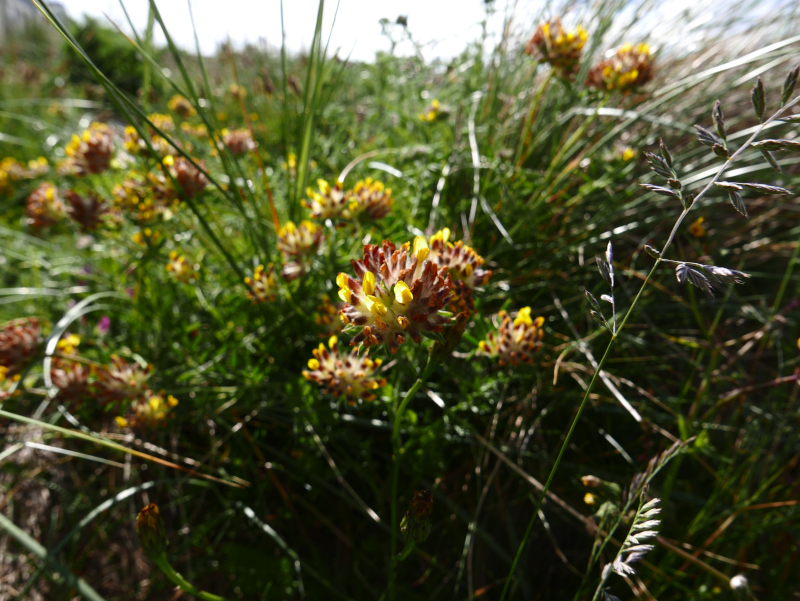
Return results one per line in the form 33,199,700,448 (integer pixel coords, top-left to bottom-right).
154,554,230,601
388,354,436,601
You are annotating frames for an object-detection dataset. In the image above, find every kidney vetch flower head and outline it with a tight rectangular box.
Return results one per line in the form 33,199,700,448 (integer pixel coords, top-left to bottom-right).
245,264,278,303
303,178,348,220
116,391,179,430
337,238,453,353
479,307,545,366
277,220,324,280
167,94,196,119
26,182,67,229
95,354,153,405
221,128,256,156
419,99,448,123
0,317,43,376
166,251,197,283
343,177,394,220
65,190,108,232
303,335,387,404
63,122,114,176
427,228,491,312
586,42,654,93
525,18,588,79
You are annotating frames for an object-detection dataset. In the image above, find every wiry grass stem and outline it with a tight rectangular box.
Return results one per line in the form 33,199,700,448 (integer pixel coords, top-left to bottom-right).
499,93,800,601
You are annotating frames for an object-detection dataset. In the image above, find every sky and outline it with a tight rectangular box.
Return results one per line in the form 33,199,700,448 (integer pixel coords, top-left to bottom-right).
56,0,516,63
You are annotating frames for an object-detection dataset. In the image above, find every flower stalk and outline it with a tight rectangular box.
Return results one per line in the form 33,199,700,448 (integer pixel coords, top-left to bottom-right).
388,352,437,601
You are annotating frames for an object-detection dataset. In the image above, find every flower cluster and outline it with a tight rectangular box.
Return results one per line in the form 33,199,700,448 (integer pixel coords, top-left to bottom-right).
0,318,42,377
344,178,394,220
0,157,49,195
51,358,90,402
244,264,278,303
180,122,208,137
95,354,152,405
479,307,545,366
168,94,196,118
116,391,179,430
525,19,588,79
277,220,324,280
221,128,256,156
303,179,348,220
114,159,207,222
148,113,175,133
63,122,114,176
0,365,21,401
586,43,654,93
114,171,176,222
419,99,446,122
337,238,453,353
314,294,340,332
65,190,108,232
165,251,197,283
302,335,387,403
26,182,66,229
427,228,491,313
132,227,161,247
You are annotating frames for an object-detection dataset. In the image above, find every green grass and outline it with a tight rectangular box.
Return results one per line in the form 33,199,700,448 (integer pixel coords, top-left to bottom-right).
1,1,800,599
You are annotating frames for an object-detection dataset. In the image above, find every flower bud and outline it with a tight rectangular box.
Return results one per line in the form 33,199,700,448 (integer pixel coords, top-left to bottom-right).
581,475,602,488
400,489,433,543
136,503,168,558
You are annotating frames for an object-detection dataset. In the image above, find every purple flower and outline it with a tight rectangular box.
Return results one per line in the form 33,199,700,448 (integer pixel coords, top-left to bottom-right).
97,315,111,336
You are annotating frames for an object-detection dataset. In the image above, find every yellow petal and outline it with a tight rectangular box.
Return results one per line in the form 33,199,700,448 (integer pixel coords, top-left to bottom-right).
394,281,413,304
365,295,387,317
362,271,376,296
308,358,320,370
513,307,533,327
413,236,430,262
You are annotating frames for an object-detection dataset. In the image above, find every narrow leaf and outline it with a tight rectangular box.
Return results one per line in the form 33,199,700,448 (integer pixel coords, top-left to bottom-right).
751,77,765,121
640,183,679,198
782,64,799,107
760,149,782,172
739,182,791,195
728,190,748,217
712,100,726,140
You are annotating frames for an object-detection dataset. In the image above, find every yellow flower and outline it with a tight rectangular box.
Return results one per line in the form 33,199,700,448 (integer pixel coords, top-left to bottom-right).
479,308,545,367
244,264,278,303
587,42,654,93
525,19,588,79
56,333,81,355
689,217,706,238
167,94,196,118
337,272,353,303
302,335,387,403
584,493,597,505
165,250,197,283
